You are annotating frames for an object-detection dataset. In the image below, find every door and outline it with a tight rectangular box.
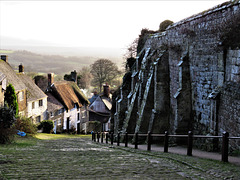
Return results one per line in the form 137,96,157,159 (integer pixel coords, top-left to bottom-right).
77,123,80,134
67,117,70,132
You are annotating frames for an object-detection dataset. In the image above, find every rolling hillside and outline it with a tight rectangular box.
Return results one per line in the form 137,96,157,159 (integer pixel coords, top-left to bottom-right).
1,49,124,75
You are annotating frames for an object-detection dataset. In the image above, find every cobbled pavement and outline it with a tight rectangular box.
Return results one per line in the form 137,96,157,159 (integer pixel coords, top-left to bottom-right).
0,138,239,180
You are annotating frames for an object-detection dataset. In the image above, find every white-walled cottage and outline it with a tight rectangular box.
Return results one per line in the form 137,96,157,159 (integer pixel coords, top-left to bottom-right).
17,64,48,123
46,73,90,133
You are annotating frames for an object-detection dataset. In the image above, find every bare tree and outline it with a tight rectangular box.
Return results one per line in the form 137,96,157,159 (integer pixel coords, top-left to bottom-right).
90,59,121,92
124,38,139,59
78,66,93,89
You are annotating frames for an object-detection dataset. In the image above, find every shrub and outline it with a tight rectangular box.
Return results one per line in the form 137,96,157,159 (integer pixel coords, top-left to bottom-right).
0,106,16,144
69,125,77,135
87,121,101,133
159,20,173,32
4,84,19,117
38,120,53,133
14,116,37,135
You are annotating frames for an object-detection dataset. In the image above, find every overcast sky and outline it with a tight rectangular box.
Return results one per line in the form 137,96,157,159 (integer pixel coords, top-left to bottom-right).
0,0,227,50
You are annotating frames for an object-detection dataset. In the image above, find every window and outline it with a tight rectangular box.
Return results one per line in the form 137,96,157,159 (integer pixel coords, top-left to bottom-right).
81,110,86,118
39,99,43,107
19,91,24,101
32,102,35,109
36,116,41,123
50,112,53,117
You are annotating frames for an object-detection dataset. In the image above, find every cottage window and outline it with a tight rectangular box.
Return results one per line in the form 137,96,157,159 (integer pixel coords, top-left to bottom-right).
50,112,53,117
32,102,35,109
81,110,86,118
39,99,43,107
19,91,24,101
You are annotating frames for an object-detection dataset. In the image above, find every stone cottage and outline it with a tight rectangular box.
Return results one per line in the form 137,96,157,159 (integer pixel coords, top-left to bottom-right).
114,0,240,151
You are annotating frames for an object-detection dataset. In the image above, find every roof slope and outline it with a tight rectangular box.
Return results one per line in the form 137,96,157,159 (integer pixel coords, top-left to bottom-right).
101,97,112,110
52,81,82,110
46,92,64,112
17,73,47,102
0,60,26,91
0,72,6,82
68,81,90,105
89,96,111,114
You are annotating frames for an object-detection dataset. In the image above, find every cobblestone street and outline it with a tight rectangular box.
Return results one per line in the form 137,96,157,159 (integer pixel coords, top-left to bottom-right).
0,137,239,179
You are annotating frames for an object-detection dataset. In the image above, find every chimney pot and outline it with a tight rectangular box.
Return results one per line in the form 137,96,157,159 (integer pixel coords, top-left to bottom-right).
71,70,77,82
19,64,24,73
48,73,54,86
103,83,110,97
1,55,8,63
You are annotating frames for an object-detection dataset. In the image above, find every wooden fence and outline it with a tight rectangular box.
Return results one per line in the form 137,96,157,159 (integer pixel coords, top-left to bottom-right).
92,131,240,163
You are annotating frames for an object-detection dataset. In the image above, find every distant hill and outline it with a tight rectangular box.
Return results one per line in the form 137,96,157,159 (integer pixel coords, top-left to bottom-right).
1,48,125,75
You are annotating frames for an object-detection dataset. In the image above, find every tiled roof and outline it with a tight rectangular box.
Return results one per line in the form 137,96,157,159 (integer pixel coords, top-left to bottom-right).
101,97,112,110
89,96,111,113
17,73,47,102
0,60,26,91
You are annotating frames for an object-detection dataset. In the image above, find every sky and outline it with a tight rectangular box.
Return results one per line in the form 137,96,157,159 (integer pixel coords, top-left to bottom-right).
0,0,228,50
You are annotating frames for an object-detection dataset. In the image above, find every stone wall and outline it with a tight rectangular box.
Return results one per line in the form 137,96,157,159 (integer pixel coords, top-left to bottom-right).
114,1,240,150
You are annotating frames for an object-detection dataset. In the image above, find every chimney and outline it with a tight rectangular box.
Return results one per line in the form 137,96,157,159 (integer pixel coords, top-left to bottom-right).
48,73,54,86
19,64,24,73
103,83,110,98
71,70,77,82
1,55,8,63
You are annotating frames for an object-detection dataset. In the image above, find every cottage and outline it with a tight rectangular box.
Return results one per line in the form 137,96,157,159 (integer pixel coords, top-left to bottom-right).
0,55,27,116
89,84,112,131
16,64,48,123
45,92,64,133
47,73,90,133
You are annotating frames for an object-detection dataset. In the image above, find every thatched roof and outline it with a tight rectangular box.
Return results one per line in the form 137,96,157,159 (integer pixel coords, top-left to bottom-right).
0,60,26,92
17,73,47,102
51,81,82,110
68,81,90,105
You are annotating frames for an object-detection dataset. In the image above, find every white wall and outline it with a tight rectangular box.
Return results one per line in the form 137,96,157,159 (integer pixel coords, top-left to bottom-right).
63,104,81,130
27,97,47,123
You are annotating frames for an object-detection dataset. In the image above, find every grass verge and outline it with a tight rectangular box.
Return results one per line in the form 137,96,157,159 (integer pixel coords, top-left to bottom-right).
35,133,91,140
0,133,91,149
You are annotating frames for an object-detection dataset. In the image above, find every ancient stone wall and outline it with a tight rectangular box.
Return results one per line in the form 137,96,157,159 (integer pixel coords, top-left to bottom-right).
114,1,240,149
